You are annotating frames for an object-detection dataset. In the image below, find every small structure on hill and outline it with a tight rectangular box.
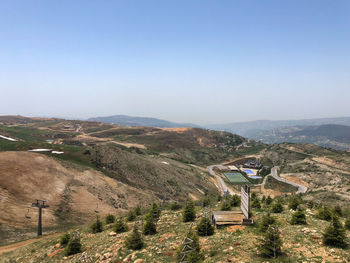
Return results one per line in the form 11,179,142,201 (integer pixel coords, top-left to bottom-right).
243,159,262,169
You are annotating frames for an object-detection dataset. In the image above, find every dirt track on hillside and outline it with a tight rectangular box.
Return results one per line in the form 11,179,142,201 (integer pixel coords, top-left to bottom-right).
0,233,61,256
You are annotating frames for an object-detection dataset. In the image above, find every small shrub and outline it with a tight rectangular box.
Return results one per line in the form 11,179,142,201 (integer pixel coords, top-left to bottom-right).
290,209,307,225
196,216,214,236
143,217,157,235
114,218,129,233
259,213,276,232
59,232,71,247
316,205,333,221
183,200,196,222
271,202,284,213
65,232,82,256
265,196,273,205
230,194,241,207
220,200,231,211
333,205,343,217
251,199,261,209
134,206,142,216
125,226,144,250
323,216,347,248
90,217,103,233
126,210,136,222
105,214,116,224
170,202,182,211
288,195,301,211
202,196,211,207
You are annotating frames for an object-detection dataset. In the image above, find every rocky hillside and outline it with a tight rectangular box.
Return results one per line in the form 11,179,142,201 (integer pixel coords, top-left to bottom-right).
1,194,349,263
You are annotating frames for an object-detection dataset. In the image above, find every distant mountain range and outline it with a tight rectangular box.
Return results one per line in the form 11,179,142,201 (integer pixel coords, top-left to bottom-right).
88,115,200,128
206,117,350,137
247,124,350,151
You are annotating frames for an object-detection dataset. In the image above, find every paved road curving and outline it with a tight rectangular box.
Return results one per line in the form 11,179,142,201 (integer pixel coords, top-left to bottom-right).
270,166,307,194
208,165,235,195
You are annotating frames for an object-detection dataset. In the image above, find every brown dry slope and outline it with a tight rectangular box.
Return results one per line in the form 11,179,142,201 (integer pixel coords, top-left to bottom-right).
0,151,154,244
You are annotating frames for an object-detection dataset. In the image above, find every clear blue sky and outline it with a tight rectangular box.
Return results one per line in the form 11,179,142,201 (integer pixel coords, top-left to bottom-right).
1,0,349,124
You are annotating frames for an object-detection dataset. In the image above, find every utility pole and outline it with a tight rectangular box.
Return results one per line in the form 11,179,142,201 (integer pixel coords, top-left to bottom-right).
31,199,49,236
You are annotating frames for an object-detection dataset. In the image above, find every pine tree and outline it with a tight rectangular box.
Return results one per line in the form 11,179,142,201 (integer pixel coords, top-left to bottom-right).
316,205,333,221
134,206,142,216
65,232,82,256
265,196,273,205
288,195,301,211
90,216,103,233
105,214,116,224
258,225,283,258
150,203,161,220
126,210,136,221
230,194,241,207
290,209,307,225
114,218,129,233
333,205,343,217
178,230,202,263
125,226,144,250
202,196,211,207
183,200,196,222
323,216,347,248
143,216,157,235
251,198,261,209
196,216,214,236
345,217,350,231
259,213,276,232
170,202,182,211
271,201,284,213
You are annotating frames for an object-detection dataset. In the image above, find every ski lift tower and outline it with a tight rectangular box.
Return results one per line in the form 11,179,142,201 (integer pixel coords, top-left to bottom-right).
32,199,49,236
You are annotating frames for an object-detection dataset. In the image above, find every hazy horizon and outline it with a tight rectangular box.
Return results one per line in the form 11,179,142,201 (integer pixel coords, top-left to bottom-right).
1,1,350,124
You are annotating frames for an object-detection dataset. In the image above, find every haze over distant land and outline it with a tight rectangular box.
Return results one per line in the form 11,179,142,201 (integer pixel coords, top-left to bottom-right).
1,1,350,123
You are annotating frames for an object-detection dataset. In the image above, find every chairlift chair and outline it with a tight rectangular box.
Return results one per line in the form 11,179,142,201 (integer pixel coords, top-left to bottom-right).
25,208,31,219
94,203,99,213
